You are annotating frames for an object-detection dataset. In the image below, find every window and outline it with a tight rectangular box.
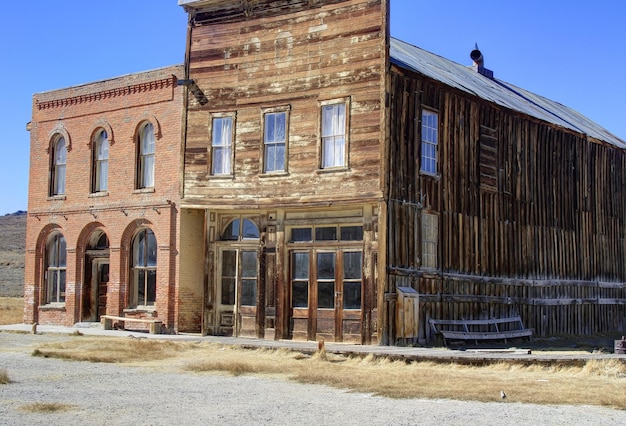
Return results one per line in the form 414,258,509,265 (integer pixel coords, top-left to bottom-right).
421,212,438,269
211,115,234,175
343,252,362,309
220,249,258,307
290,250,362,310
317,252,335,308
131,229,157,307
137,123,155,188
221,218,260,241
45,233,66,304
321,101,348,168
92,130,109,192
421,109,438,175
290,225,363,243
291,252,309,308
240,251,257,306
50,136,67,196
263,110,287,173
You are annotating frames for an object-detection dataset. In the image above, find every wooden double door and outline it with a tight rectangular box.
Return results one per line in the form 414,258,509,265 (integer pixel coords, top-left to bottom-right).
290,250,363,343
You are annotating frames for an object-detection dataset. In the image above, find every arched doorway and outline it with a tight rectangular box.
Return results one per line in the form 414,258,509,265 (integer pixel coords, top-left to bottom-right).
82,231,109,322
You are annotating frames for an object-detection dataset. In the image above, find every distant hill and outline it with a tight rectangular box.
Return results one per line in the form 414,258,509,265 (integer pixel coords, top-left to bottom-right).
0,211,26,297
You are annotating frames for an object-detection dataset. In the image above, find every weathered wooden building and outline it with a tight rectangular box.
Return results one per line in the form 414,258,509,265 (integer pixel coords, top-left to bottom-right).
178,0,626,344
178,0,386,343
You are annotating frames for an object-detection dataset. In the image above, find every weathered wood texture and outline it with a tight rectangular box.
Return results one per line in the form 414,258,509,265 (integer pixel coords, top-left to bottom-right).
183,0,386,208
385,67,626,343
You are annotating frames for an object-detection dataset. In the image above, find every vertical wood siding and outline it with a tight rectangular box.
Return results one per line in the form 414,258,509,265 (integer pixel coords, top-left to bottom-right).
385,68,626,344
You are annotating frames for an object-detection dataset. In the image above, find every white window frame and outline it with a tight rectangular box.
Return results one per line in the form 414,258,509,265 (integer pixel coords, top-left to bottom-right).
210,113,236,176
130,228,157,308
137,123,155,188
92,130,109,193
421,109,438,175
45,233,66,304
51,136,67,196
319,98,350,170
262,106,290,174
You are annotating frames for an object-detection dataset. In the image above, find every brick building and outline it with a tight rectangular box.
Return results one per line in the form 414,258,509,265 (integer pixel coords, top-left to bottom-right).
23,65,197,332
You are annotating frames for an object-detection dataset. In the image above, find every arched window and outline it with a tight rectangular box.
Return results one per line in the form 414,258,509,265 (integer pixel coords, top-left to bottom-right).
131,229,157,307
221,218,260,241
50,136,67,195
137,123,155,188
92,130,109,192
45,233,66,303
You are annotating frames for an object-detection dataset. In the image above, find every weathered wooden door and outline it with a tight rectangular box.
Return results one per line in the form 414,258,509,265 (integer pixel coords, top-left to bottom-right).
83,257,108,322
315,251,363,342
218,249,259,337
290,250,363,342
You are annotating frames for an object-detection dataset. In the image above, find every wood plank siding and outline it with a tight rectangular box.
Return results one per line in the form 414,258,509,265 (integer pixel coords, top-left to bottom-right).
181,0,387,343
385,66,626,344
183,0,386,207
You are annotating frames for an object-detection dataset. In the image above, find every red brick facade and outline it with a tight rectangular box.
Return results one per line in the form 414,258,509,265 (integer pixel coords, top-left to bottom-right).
24,65,191,332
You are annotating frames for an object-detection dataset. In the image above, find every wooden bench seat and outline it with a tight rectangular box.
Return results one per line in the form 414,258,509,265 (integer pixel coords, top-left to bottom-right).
100,315,162,334
429,316,532,346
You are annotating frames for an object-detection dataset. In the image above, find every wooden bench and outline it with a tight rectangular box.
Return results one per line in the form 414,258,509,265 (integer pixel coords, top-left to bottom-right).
428,316,532,346
100,315,163,334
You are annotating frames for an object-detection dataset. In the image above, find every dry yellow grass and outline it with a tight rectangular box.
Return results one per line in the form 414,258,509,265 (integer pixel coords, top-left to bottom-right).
33,337,626,408
0,369,11,384
0,297,22,325
19,402,75,413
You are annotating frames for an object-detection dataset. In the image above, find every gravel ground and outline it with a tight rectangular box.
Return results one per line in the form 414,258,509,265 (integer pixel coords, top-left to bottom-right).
0,332,623,426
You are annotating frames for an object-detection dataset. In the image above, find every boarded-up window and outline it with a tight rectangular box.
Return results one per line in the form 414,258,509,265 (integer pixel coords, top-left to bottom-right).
479,125,498,191
421,213,438,269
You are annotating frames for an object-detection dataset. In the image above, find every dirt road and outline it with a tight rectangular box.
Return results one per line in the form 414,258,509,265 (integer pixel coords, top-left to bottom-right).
0,332,622,425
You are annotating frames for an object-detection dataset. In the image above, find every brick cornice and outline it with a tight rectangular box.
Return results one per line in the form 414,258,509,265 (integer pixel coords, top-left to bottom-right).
36,77,175,110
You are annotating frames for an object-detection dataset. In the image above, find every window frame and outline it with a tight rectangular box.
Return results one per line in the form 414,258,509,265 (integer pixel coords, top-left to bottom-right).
137,122,156,189
91,129,109,193
420,108,439,176
45,233,67,304
209,112,236,177
261,106,290,174
50,135,67,196
319,97,350,170
130,228,157,308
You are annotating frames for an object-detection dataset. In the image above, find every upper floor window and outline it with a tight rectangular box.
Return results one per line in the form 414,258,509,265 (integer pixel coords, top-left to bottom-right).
421,109,438,175
137,123,155,188
263,109,288,173
130,228,157,307
92,130,109,192
45,233,66,304
50,136,67,196
320,99,349,169
211,114,235,176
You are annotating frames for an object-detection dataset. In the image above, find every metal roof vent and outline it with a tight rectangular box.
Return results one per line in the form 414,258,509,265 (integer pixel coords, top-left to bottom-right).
470,43,494,79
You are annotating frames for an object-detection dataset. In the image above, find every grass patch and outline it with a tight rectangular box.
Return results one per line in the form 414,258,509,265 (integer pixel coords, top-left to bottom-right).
0,369,11,384
32,337,626,408
0,297,23,325
32,337,191,363
20,402,75,413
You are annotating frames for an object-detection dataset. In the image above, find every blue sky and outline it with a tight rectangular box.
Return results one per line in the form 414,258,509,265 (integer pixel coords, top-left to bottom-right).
1,1,625,215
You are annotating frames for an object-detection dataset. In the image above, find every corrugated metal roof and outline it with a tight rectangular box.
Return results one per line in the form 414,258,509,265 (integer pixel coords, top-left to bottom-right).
390,38,626,149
